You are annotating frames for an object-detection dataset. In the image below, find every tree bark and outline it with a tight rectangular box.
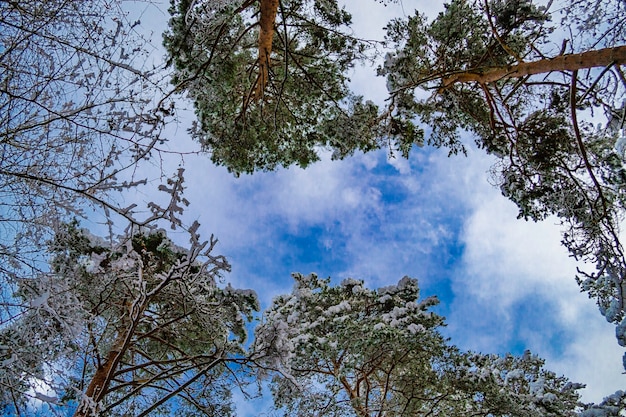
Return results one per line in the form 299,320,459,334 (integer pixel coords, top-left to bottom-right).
339,375,370,417
442,45,626,87
73,331,128,417
255,0,279,100
74,297,145,417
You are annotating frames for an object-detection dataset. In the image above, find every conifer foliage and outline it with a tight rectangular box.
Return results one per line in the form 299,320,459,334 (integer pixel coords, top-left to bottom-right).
3,0,626,415
163,0,418,174
0,223,258,416
379,0,626,354
255,273,582,416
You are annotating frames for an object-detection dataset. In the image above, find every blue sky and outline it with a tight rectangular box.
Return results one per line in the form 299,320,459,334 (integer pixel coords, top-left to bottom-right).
137,134,624,410
116,0,625,413
181,143,623,399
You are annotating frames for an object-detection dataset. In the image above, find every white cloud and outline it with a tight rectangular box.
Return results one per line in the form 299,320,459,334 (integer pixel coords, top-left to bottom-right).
142,127,625,406
387,154,412,175
548,319,624,402
445,150,625,403
267,154,384,230
125,0,623,409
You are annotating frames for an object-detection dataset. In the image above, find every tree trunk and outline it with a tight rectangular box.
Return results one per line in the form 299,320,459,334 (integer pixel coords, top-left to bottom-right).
442,45,626,86
73,331,128,417
73,297,145,417
255,0,279,100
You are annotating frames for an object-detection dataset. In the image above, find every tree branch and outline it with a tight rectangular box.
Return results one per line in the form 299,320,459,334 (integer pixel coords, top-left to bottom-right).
443,45,626,87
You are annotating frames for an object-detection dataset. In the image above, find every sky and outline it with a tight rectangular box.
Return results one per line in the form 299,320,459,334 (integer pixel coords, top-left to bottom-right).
113,0,625,413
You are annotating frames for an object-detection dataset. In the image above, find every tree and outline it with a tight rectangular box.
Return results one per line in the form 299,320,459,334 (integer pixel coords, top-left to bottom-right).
378,0,626,362
1,2,270,414
163,0,626,360
163,0,417,174
578,390,626,417
0,0,173,281
0,222,259,416
254,273,582,416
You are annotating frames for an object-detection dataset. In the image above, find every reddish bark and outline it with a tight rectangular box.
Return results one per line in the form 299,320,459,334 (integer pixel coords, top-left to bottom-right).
255,0,279,100
73,332,127,417
73,298,144,417
442,45,626,87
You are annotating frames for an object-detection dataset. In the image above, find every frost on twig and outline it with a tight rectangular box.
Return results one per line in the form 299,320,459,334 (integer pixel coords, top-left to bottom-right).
0,0,177,284
0,222,258,416
146,168,189,229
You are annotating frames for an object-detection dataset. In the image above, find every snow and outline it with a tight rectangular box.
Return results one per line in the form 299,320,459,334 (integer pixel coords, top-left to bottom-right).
604,299,622,323
378,294,392,303
1,353,17,367
616,317,626,347
406,323,424,334
579,390,626,416
110,253,137,271
29,291,49,308
84,251,108,273
542,392,557,403
34,392,58,404
504,368,524,383
325,300,351,315
529,375,545,397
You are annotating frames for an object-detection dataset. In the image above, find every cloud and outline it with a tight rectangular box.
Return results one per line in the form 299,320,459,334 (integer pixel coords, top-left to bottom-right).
125,1,623,409
138,124,624,406
262,152,385,231
445,149,625,403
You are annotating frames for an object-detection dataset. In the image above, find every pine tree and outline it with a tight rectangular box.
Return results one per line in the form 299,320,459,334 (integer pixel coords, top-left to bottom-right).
379,0,626,359
0,223,258,416
254,273,582,416
163,0,409,174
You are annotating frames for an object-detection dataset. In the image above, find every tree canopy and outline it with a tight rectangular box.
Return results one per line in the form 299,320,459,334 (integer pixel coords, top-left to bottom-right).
0,0,177,283
0,223,258,416
3,0,626,415
379,0,626,356
254,273,583,416
163,0,420,174
165,0,626,364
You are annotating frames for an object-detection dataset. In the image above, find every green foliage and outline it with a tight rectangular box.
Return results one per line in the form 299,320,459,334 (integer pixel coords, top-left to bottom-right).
254,273,582,416
3,0,626,414
380,0,626,357
0,223,258,416
163,0,422,174
380,0,550,152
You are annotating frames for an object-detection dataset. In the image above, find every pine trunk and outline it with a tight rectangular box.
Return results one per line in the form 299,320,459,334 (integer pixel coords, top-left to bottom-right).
443,45,626,86
73,331,127,417
255,0,279,99
73,298,145,417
